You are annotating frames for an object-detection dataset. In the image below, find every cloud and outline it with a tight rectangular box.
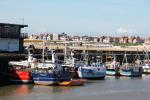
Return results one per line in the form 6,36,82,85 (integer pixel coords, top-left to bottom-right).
117,27,129,33
38,28,48,33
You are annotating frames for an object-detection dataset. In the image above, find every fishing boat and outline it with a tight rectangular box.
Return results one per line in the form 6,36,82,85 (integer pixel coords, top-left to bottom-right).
58,49,87,86
32,68,59,85
8,47,34,83
32,50,61,85
8,62,32,83
106,55,120,76
63,41,79,79
142,51,150,73
120,65,142,77
106,66,120,76
78,62,106,79
142,64,150,73
32,41,76,85
78,51,106,79
64,50,79,78
120,53,143,77
59,79,87,86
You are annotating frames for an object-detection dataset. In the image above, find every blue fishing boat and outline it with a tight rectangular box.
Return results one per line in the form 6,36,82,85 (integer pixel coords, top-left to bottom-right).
32,67,58,85
31,49,63,85
62,43,79,79
31,59,61,85
32,61,73,85
32,47,73,85
120,53,143,77
77,51,106,79
78,62,106,79
120,65,142,77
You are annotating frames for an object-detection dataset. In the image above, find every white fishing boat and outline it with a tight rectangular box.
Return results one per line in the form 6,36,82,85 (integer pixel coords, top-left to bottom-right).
143,64,150,73
106,55,120,76
142,51,150,74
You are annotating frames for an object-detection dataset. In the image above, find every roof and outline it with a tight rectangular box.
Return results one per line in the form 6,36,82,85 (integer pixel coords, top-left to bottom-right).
0,23,28,28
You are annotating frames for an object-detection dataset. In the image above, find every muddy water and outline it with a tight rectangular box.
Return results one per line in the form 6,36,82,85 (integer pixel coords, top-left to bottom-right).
0,75,150,100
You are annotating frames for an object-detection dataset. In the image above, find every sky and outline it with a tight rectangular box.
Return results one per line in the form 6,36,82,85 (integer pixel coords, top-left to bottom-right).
0,0,150,37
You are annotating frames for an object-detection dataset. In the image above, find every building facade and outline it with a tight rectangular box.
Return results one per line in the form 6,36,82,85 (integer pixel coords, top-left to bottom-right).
0,23,28,53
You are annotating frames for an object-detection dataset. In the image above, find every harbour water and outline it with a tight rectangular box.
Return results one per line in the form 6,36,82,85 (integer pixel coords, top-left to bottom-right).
1,75,150,100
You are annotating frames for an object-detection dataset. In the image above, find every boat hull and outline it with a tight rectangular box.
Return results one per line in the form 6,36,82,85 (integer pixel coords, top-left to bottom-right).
9,71,32,84
142,64,150,74
120,67,142,77
32,72,58,85
78,67,106,79
106,69,120,76
57,71,72,82
143,68,150,74
120,69,131,77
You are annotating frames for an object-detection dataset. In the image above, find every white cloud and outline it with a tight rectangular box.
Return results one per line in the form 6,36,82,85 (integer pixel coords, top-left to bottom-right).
117,27,129,33
38,28,48,33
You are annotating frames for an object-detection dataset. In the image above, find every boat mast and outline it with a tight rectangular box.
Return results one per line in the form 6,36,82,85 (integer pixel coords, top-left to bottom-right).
52,50,55,63
143,46,149,63
85,50,89,65
71,50,75,67
42,39,45,63
64,38,67,61
125,52,128,64
146,50,150,63
27,45,33,62
122,52,128,65
113,54,116,64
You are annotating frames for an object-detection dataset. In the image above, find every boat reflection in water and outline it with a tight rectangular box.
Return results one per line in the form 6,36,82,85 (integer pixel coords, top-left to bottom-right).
1,76,150,100
32,85,78,94
14,85,33,94
0,84,77,97
0,85,33,97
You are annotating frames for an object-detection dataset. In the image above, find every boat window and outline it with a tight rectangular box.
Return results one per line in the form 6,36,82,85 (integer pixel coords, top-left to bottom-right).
91,64,94,67
96,64,98,67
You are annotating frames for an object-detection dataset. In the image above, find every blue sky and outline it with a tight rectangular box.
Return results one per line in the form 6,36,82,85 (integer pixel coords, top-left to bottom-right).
0,0,150,36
